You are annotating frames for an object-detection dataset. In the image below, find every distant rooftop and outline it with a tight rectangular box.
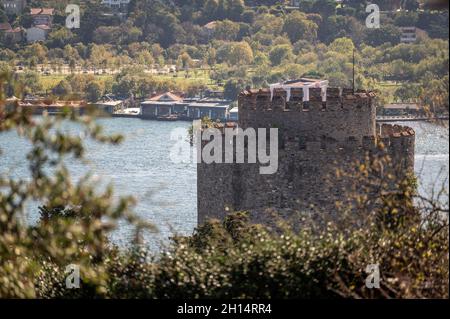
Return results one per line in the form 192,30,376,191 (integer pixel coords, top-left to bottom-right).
149,92,184,102
33,24,51,30
189,102,228,109
203,21,217,30
96,100,123,107
0,22,11,31
30,8,54,15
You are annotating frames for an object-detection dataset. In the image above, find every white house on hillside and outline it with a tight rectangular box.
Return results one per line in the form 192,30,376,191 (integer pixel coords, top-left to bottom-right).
26,24,50,42
101,0,130,9
400,27,418,44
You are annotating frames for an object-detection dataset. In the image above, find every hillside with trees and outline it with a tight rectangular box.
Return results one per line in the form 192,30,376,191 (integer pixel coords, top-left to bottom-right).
0,0,448,108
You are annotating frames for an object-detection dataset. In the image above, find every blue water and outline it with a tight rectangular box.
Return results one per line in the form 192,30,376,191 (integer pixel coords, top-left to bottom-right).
0,118,448,250
0,118,197,250
403,121,449,208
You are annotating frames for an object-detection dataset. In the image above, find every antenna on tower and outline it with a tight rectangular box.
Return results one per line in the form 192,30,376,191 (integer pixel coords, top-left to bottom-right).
352,49,356,94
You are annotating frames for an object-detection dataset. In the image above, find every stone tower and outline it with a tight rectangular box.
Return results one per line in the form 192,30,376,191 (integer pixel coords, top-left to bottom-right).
197,79,416,226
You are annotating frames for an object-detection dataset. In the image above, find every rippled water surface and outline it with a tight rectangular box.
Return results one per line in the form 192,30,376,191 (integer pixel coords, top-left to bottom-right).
0,118,448,249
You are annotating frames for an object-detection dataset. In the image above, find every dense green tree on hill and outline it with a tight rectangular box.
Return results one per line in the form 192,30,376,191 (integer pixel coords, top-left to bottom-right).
224,78,247,100
85,80,103,102
418,11,450,39
319,14,364,44
394,12,419,27
52,79,72,97
46,27,77,48
364,25,402,47
0,0,447,108
15,71,43,94
0,9,7,23
310,0,337,17
228,41,254,65
228,0,246,20
269,44,293,66
76,2,119,43
214,20,240,41
394,82,421,102
282,11,318,43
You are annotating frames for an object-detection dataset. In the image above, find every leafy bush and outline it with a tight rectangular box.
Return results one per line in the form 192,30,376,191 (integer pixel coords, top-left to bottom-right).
33,208,448,299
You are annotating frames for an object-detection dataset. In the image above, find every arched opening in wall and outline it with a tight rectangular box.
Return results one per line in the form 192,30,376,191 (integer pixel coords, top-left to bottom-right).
256,95,270,110
347,136,359,148
245,97,256,111
303,102,310,111
272,96,285,110
287,96,302,111
285,101,291,110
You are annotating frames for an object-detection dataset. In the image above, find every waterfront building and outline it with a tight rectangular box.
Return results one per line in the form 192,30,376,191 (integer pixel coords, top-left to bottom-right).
95,99,124,115
93,94,125,115
228,107,239,122
141,92,232,121
16,98,86,115
379,103,422,116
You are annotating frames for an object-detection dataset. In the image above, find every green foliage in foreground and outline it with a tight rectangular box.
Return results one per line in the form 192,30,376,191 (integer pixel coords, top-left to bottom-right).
35,209,448,299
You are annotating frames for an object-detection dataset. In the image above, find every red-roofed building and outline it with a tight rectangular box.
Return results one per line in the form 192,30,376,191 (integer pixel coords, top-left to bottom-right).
0,22,23,44
3,26,23,43
142,92,186,118
30,8,54,27
149,92,184,102
0,22,12,31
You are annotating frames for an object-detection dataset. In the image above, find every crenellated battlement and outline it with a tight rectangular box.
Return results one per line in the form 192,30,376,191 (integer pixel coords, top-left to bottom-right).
239,87,376,114
238,86,378,143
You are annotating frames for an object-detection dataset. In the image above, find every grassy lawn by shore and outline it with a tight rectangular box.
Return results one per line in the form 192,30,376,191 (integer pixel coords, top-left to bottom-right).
39,69,216,92
39,74,114,91
35,71,415,103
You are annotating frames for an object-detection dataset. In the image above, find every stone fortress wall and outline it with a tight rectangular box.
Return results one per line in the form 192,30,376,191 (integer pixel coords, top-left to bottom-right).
197,86,416,226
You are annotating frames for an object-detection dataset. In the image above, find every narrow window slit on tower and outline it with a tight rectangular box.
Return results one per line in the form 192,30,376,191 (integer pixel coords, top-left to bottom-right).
320,136,327,150
299,139,307,150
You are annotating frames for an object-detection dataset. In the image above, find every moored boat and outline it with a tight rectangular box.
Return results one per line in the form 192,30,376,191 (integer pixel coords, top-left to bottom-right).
157,114,179,121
